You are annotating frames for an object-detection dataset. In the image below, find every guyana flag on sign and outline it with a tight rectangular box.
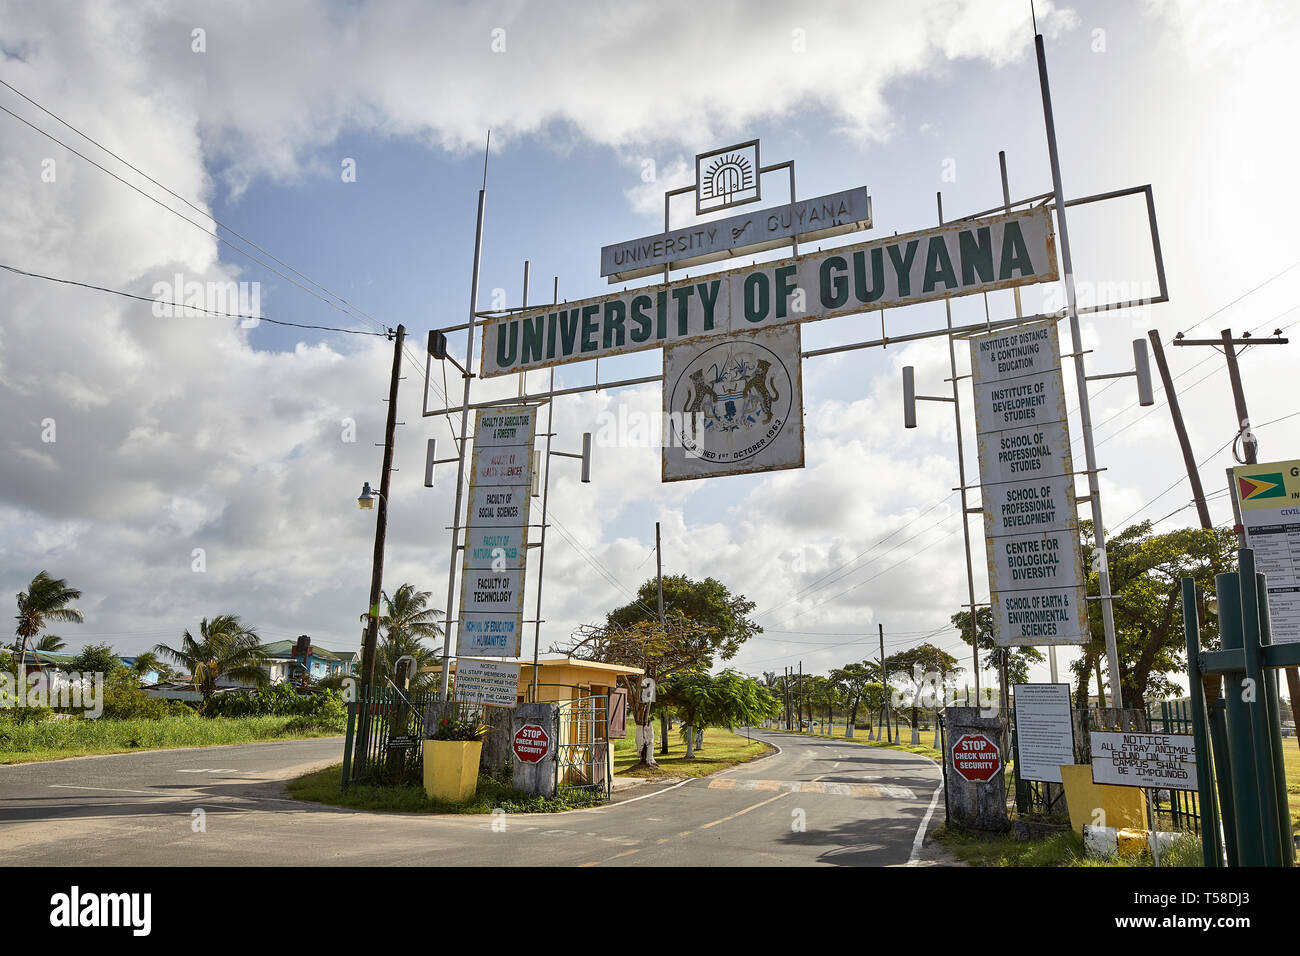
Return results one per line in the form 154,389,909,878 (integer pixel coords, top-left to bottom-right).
1238,472,1287,501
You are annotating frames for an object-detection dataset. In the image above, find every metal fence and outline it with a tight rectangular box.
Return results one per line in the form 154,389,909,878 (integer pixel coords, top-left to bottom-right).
1009,700,1201,834
1143,698,1202,834
341,686,439,789
554,695,612,800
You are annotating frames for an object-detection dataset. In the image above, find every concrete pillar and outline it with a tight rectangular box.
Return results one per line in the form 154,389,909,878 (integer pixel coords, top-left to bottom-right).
512,702,556,797
943,706,1010,832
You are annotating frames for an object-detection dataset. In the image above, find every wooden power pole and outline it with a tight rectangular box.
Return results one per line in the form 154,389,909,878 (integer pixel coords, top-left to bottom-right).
1170,327,1299,745
359,323,405,688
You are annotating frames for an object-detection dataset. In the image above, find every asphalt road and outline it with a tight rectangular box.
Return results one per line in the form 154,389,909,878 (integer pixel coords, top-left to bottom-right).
0,729,945,866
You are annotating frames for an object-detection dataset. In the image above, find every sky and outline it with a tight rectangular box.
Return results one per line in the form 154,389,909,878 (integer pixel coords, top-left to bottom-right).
1,0,1298,695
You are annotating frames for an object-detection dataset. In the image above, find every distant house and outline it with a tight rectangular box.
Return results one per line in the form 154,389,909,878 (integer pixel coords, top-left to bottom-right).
14,650,78,674
260,637,347,684
118,657,161,685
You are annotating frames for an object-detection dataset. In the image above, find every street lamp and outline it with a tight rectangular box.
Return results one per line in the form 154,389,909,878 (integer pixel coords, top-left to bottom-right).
357,481,381,510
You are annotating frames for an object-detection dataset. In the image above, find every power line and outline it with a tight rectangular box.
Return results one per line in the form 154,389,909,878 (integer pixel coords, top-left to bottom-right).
0,80,477,478
0,263,387,336
758,492,958,618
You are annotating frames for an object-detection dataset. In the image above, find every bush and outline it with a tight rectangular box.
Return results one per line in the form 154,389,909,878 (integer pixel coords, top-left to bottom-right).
8,706,52,724
201,683,346,721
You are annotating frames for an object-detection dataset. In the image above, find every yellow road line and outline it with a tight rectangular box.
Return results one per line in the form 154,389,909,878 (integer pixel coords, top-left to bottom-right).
699,791,791,830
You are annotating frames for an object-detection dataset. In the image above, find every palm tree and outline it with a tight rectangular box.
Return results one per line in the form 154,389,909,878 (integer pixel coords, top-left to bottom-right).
153,615,267,702
33,634,67,652
14,571,83,676
377,584,444,691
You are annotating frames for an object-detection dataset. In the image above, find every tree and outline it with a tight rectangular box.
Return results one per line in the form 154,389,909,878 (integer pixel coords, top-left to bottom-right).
573,573,761,766
951,606,1044,685
377,583,445,691
830,661,881,736
887,643,961,732
13,571,83,676
33,634,66,652
660,669,778,756
153,615,267,703
67,643,127,676
1074,521,1234,707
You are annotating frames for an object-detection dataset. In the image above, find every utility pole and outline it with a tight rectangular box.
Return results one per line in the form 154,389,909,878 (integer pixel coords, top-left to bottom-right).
1171,327,1298,741
657,521,668,757
354,323,404,775
879,623,892,744
1148,329,1213,530
798,661,804,732
784,666,792,730
359,323,405,689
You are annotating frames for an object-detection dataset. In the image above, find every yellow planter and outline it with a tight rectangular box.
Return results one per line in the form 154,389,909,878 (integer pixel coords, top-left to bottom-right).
1059,764,1147,834
423,739,483,803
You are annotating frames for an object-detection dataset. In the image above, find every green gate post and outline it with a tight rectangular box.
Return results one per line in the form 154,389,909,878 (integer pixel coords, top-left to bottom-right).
1217,570,1266,865
1238,552,1284,867
1256,572,1296,866
1182,577,1222,867
1208,700,1239,867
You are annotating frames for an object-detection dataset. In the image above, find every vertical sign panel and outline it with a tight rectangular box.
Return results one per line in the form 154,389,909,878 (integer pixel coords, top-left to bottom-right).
970,321,1089,645
1012,683,1076,783
458,406,537,657
1233,458,1300,643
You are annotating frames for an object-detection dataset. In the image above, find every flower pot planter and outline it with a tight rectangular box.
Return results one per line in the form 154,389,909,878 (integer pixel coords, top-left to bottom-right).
422,739,483,803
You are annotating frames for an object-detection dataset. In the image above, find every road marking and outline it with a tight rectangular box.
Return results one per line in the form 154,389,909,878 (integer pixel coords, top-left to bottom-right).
700,790,790,829
706,779,917,799
50,785,157,795
176,768,239,774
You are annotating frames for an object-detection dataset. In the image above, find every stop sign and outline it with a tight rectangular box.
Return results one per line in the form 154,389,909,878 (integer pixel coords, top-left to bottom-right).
512,723,551,763
951,733,1000,782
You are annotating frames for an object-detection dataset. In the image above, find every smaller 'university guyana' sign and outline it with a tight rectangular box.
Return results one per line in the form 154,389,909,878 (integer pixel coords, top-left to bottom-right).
480,207,1058,378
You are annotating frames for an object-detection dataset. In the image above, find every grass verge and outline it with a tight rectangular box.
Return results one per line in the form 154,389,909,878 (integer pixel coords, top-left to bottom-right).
0,714,344,764
612,726,774,778
287,765,606,814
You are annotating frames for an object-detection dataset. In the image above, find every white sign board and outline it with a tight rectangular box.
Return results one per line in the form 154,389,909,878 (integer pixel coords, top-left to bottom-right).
1090,731,1198,791
970,321,1089,646
601,186,872,282
662,325,804,481
457,406,536,657
1233,459,1300,643
481,207,1058,377
454,659,521,708
1012,683,1075,783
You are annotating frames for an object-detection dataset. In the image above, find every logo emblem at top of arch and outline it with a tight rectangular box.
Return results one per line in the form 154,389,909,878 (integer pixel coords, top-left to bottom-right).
696,140,761,215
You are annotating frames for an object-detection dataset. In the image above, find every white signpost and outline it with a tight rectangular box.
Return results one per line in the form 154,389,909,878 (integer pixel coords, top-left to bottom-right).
1232,458,1300,643
457,406,537,657
1011,683,1075,783
661,325,804,481
1089,731,1198,791
453,659,521,708
481,207,1059,378
970,320,1089,646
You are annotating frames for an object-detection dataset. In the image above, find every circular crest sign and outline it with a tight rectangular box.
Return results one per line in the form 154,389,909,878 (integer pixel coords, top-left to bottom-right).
668,335,795,467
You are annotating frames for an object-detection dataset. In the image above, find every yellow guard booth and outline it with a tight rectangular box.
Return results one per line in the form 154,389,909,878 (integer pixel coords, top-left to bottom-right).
428,655,642,780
